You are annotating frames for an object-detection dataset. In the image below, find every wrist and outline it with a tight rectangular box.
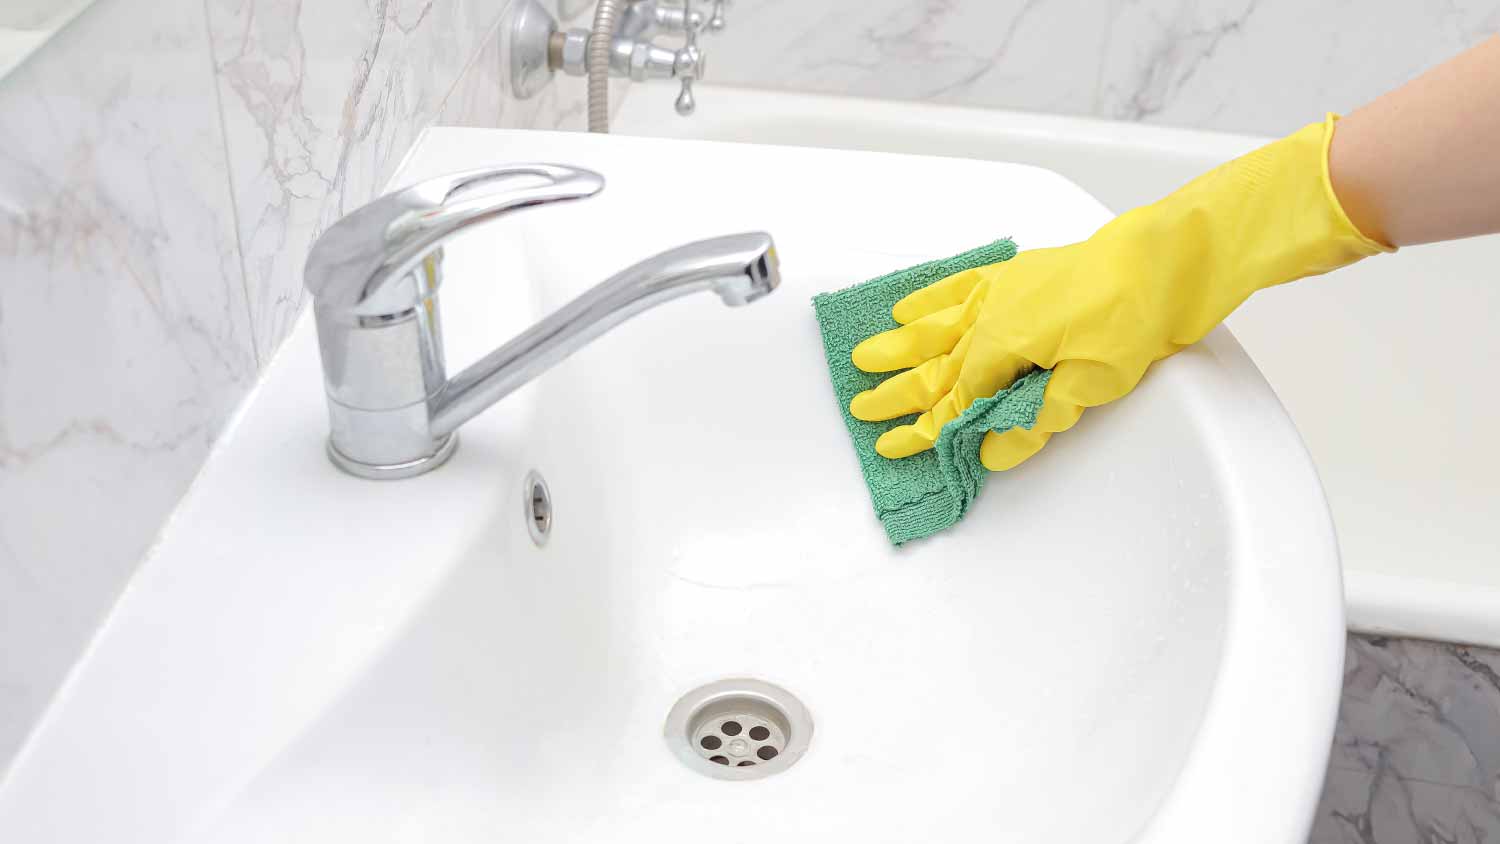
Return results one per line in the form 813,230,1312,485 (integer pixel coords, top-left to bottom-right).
1325,113,1398,251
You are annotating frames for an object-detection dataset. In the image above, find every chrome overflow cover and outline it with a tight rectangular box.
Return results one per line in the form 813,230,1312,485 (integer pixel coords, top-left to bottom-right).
524,470,552,546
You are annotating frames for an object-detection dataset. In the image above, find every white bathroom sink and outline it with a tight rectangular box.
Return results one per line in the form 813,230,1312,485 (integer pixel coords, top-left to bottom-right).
0,130,1343,843
613,85,1500,647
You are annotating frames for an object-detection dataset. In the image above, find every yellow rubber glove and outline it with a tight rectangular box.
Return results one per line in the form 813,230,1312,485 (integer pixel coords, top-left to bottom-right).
850,115,1392,470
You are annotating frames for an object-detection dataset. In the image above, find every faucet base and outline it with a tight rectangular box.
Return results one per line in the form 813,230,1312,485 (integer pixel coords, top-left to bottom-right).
326,433,459,480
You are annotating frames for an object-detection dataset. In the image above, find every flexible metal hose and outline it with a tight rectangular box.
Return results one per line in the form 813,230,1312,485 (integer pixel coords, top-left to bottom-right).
587,0,622,133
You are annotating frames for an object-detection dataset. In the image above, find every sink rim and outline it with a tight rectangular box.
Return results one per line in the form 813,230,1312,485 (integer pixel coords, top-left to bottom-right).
1129,327,1343,842
0,129,1343,844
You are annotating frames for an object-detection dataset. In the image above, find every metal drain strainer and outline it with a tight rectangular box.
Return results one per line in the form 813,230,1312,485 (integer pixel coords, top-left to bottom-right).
665,678,812,780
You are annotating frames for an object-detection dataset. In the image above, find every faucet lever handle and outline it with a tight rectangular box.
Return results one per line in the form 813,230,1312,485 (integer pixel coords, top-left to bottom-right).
706,0,728,32
675,78,696,116
391,164,604,246
305,163,604,315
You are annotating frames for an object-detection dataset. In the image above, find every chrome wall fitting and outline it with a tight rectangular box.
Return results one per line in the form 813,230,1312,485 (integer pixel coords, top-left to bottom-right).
508,0,731,124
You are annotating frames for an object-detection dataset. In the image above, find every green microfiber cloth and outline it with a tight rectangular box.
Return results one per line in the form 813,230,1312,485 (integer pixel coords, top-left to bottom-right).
812,239,1052,545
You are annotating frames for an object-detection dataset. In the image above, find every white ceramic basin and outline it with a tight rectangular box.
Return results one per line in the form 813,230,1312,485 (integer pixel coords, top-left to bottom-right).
613,85,1500,647
0,130,1343,843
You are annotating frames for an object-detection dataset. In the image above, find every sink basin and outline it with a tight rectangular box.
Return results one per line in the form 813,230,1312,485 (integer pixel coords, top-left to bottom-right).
0,130,1343,843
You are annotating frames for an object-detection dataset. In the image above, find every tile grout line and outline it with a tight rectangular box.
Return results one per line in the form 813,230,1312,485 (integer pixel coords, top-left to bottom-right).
430,2,512,122
200,0,264,370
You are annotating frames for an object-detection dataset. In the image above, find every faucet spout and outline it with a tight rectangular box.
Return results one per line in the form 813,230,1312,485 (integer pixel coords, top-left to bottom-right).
431,232,779,438
305,160,778,480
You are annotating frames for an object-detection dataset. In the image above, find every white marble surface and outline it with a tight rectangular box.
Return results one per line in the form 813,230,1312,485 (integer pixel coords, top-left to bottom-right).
0,0,600,780
0,0,254,770
709,0,1500,134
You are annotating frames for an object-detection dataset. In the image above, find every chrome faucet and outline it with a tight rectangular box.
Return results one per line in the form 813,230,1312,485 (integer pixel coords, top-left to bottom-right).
303,163,780,479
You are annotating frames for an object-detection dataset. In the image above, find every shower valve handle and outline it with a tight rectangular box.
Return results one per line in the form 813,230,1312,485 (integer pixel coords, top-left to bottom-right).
674,7,703,116
706,0,729,33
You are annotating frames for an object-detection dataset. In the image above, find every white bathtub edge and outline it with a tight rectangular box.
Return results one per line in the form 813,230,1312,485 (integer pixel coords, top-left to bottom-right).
1346,570,1500,648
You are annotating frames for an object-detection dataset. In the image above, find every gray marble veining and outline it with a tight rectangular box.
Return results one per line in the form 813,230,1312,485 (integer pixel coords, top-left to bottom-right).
0,0,254,769
709,0,1500,135
1311,636,1500,843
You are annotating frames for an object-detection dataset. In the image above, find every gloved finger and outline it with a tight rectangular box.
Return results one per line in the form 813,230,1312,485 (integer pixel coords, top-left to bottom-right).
850,332,973,421
891,267,988,324
976,359,1108,471
851,298,981,373
1031,361,1089,434
979,427,1051,471
874,351,1033,459
1038,357,1145,408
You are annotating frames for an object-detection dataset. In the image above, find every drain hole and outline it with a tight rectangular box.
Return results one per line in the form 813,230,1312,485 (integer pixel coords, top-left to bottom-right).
666,679,813,780
523,471,551,547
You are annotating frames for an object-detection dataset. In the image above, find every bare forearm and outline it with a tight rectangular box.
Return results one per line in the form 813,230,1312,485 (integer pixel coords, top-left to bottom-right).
1330,35,1500,247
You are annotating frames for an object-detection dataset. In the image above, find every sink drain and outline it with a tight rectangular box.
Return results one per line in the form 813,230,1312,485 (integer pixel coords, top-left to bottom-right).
665,678,812,780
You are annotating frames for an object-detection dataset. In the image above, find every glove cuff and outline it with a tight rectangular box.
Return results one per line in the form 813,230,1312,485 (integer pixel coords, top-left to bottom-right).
1319,113,1397,257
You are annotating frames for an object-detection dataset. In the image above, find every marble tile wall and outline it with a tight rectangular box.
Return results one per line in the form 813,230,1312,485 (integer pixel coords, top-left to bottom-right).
0,0,599,778
709,0,1500,136
0,0,254,777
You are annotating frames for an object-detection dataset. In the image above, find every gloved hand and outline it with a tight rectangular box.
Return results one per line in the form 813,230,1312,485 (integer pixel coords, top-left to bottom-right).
849,114,1392,471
